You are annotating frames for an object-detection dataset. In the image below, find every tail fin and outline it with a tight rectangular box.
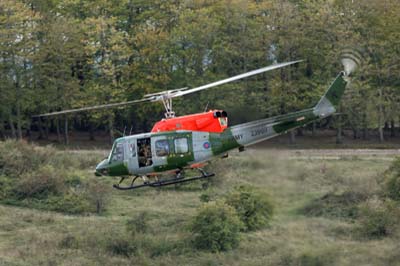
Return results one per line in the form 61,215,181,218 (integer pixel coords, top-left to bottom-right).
313,72,347,118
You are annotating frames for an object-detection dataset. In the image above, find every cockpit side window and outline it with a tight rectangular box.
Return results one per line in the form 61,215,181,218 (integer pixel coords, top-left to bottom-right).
129,142,136,157
111,143,124,162
156,139,169,156
174,138,189,154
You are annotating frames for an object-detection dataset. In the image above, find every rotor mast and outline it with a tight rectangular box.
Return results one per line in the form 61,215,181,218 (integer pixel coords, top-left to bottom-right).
161,94,175,118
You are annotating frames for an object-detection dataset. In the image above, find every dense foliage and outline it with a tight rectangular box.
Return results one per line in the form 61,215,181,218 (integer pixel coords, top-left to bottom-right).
383,157,400,201
224,185,274,231
190,200,242,252
357,198,398,239
1,0,399,144
0,140,109,214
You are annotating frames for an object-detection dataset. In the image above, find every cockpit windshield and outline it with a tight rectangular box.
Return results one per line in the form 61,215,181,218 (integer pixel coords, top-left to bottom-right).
110,142,124,162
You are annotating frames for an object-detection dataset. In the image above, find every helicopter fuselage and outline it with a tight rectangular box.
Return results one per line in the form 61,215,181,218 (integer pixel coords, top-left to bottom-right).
95,71,347,178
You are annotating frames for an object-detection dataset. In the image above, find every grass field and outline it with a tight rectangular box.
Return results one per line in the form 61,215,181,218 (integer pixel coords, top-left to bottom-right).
0,146,399,266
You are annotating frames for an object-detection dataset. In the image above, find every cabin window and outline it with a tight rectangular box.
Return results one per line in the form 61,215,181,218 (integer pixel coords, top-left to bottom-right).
174,138,189,154
111,143,124,162
155,139,169,156
129,143,136,157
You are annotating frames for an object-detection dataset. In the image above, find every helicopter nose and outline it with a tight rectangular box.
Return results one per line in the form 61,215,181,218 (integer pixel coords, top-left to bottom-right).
95,159,109,176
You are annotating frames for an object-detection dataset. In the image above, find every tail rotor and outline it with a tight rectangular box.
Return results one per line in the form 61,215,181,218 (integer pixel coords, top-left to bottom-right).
340,48,363,76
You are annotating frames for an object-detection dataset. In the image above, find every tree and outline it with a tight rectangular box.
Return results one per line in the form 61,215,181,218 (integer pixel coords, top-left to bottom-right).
0,0,40,139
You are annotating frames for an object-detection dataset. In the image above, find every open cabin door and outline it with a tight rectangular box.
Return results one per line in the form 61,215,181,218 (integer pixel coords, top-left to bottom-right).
137,137,153,168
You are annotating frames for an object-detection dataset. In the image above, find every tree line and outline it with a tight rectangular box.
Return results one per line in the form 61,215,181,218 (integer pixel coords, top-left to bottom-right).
0,0,399,144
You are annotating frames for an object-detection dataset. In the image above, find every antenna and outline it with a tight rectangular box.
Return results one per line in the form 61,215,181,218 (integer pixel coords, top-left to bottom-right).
203,101,210,113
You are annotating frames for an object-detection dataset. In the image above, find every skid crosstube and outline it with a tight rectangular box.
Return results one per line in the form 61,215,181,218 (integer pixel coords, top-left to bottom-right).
113,171,215,190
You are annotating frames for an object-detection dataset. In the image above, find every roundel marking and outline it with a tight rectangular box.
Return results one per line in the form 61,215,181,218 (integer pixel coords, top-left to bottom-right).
203,141,210,149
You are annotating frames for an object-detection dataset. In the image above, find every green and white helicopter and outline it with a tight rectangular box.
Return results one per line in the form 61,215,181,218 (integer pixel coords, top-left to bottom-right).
36,52,361,190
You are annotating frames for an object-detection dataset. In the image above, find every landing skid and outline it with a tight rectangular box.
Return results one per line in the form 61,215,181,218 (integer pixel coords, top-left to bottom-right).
113,169,215,190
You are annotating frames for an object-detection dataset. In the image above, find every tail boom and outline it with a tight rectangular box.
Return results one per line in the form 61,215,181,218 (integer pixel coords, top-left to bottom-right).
215,72,348,152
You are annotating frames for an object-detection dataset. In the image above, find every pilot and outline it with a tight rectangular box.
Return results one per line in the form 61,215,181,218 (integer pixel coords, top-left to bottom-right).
143,144,152,166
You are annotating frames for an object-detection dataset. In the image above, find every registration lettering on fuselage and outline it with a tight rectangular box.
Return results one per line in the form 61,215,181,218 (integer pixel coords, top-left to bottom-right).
251,126,270,137
234,134,243,140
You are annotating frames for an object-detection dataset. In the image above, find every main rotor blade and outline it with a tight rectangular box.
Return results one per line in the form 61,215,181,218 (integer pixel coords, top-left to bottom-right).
33,98,150,118
171,60,303,98
33,60,302,118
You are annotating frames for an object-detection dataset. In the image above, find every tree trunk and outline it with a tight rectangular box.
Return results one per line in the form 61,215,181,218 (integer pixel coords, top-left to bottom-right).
64,117,69,145
13,54,23,140
336,114,343,144
362,127,369,140
16,99,23,140
353,128,358,139
26,127,31,141
384,122,389,131
89,122,95,141
378,89,384,142
289,130,296,144
37,118,44,140
312,121,316,137
9,115,17,139
362,113,368,140
44,119,49,140
108,114,114,144
56,118,61,143
0,120,5,139
390,120,395,137
296,128,303,136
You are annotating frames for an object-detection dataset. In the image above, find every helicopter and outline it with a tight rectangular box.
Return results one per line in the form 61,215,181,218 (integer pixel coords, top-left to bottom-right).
35,52,361,190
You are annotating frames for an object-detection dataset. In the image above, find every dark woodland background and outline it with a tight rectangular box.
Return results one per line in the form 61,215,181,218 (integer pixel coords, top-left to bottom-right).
1,0,399,145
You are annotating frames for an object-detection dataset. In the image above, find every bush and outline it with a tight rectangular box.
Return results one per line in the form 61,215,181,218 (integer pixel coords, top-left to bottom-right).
106,236,136,257
224,185,274,231
301,191,367,219
357,198,398,239
385,174,400,201
126,211,150,236
47,193,94,214
0,141,110,214
84,178,110,214
13,165,64,200
190,201,242,252
383,158,400,201
0,175,14,200
0,140,56,176
279,250,337,266
59,235,79,249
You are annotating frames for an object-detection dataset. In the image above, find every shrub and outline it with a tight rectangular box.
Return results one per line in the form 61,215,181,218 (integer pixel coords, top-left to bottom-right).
385,174,400,201
59,235,79,249
357,198,398,239
199,189,219,203
47,193,94,214
279,250,336,266
301,191,367,219
0,141,110,215
84,178,110,214
0,175,14,200
0,140,56,176
13,165,64,200
106,236,136,257
383,158,400,201
190,201,242,252
126,211,150,236
224,185,274,231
